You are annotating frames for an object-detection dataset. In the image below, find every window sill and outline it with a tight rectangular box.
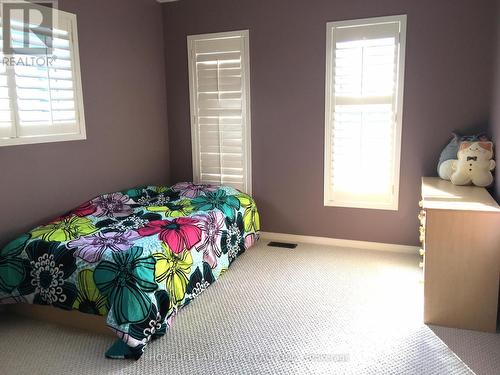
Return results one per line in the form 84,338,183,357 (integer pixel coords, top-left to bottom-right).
0,133,87,147
324,199,399,211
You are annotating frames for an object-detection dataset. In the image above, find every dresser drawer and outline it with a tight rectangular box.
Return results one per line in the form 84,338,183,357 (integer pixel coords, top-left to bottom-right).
421,177,500,332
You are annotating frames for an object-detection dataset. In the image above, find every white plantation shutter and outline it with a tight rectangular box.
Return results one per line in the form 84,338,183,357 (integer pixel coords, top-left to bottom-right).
324,16,406,210
0,52,14,139
0,9,85,146
188,31,252,193
0,24,15,139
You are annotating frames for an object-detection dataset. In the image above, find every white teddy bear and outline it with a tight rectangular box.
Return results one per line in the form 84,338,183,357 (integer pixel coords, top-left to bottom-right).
450,141,496,187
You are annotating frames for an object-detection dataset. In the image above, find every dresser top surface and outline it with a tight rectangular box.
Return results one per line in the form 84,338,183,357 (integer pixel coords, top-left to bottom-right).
421,177,500,212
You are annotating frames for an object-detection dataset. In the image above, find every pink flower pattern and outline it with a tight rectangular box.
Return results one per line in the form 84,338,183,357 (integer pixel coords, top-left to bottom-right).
193,211,225,268
137,218,202,254
172,182,218,199
91,193,134,217
245,233,258,249
67,231,139,263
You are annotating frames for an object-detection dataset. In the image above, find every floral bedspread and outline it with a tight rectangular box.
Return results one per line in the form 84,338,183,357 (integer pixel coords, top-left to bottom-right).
0,182,260,359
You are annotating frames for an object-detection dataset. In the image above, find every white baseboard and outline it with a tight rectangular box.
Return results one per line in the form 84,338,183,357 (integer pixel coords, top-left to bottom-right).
260,231,418,254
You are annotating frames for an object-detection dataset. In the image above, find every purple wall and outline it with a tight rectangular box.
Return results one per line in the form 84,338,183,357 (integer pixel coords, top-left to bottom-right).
0,0,169,246
493,1,500,199
163,0,497,245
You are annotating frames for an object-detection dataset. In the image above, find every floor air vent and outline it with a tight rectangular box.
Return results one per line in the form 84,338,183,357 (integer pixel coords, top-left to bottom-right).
267,241,298,249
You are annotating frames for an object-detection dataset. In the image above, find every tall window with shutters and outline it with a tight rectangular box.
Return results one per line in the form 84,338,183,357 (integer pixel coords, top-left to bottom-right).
0,8,85,147
187,30,252,193
324,15,406,210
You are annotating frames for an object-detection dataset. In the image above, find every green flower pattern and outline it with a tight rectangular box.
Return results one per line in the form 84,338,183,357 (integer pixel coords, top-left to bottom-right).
94,246,157,325
0,234,31,293
0,183,259,360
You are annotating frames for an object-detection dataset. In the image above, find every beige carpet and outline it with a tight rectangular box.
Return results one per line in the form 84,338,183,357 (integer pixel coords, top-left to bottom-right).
431,325,500,375
0,240,492,374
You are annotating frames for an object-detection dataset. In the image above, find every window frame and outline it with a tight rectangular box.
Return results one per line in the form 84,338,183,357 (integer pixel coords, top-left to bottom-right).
187,30,252,194
323,15,407,210
0,8,86,147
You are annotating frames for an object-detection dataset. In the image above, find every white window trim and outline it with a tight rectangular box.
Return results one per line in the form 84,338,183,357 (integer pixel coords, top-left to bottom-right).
187,30,252,194
0,8,86,147
323,15,407,210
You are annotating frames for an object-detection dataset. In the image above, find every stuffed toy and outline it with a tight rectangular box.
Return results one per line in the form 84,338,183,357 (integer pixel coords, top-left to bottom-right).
438,132,489,180
450,141,495,187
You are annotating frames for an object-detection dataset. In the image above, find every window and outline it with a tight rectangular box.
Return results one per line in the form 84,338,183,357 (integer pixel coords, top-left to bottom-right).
0,7,85,147
187,30,252,193
324,15,406,210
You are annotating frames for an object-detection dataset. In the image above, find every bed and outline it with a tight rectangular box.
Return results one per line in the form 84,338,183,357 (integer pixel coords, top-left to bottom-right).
0,182,260,359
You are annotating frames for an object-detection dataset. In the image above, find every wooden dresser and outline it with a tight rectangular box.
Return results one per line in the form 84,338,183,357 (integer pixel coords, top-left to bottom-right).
420,177,500,332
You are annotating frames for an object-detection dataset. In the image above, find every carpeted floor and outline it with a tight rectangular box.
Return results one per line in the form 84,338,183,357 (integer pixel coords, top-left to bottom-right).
430,325,500,375
0,240,497,374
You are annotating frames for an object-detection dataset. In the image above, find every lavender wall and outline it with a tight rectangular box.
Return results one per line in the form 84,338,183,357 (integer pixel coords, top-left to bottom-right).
0,0,169,246
163,0,497,245
493,1,500,200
